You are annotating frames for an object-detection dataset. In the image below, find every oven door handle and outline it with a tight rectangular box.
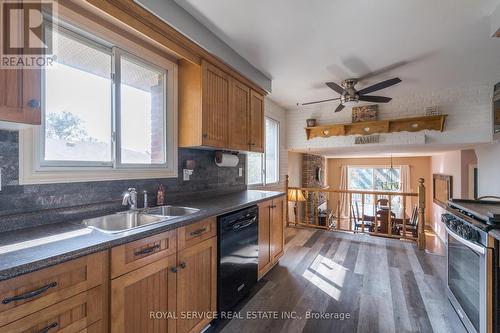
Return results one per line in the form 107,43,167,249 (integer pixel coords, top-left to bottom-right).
444,224,486,255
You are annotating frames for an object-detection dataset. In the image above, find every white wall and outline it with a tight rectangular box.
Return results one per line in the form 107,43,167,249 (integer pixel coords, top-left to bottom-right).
287,83,494,151
475,141,500,197
250,98,287,191
287,152,303,187
430,150,462,240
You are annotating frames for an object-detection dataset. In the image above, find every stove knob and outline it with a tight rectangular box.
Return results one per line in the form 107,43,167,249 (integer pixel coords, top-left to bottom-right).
441,214,454,225
461,226,478,241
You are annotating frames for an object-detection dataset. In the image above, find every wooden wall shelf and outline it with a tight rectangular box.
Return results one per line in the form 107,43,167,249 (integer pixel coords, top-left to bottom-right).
305,115,447,140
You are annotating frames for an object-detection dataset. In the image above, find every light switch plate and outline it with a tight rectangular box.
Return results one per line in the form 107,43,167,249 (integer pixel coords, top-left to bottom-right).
239,168,243,177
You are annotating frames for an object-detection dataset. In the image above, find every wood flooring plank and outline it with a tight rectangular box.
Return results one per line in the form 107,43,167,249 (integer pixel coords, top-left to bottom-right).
218,228,456,333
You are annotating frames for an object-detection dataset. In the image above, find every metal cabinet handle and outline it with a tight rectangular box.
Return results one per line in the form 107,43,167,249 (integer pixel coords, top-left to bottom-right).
27,99,41,108
134,244,160,256
202,133,208,138
270,205,277,208
37,322,58,333
190,228,207,236
2,282,57,304
179,262,187,269
170,266,178,273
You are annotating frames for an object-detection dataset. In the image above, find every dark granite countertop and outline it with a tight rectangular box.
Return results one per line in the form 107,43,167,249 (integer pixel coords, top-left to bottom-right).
489,229,500,241
0,190,284,281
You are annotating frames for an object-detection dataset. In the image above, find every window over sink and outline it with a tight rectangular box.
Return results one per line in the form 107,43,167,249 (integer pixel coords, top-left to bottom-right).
247,117,279,185
20,18,178,184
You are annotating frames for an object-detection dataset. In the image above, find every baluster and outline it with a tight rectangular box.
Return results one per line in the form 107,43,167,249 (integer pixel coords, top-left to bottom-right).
361,193,365,233
402,195,407,239
374,194,378,234
348,192,353,231
388,194,392,236
314,191,319,226
336,199,340,230
305,190,309,226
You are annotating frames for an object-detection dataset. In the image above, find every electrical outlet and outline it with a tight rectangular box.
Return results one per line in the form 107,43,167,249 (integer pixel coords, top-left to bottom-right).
239,168,243,177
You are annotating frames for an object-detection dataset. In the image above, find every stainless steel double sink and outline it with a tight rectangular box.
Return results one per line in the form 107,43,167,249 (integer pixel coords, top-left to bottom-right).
82,206,200,233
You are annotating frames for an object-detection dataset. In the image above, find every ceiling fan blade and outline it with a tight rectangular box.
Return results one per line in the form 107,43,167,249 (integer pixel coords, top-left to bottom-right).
358,95,392,103
302,97,340,106
357,78,401,95
325,82,346,94
334,104,345,112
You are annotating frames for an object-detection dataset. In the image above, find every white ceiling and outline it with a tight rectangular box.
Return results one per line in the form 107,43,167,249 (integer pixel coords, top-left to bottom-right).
176,0,500,109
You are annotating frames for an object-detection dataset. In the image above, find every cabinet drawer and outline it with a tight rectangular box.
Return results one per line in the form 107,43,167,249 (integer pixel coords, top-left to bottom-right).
1,286,104,333
178,217,216,250
111,230,177,279
0,251,107,327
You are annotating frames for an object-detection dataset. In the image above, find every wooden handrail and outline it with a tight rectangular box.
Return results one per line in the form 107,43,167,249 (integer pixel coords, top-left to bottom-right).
287,187,418,197
285,175,426,250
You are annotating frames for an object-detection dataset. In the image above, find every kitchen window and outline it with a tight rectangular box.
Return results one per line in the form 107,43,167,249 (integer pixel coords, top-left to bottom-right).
20,20,177,184
247,117,279,185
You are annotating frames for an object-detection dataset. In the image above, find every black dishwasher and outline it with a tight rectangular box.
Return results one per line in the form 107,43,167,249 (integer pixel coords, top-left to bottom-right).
217,205,258,313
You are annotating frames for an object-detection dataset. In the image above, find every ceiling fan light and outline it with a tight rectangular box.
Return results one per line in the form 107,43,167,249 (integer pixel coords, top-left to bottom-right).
343,100,358,106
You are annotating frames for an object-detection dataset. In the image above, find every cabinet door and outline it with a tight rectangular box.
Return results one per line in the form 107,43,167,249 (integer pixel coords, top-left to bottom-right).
258,200,272,277
249,90,264,152
0,68,41,124
1,286,103,333
201,61,230,148
0,251,106,327
111,256,177,333
177,237,217,333
270,197,285,262
228,79,250,151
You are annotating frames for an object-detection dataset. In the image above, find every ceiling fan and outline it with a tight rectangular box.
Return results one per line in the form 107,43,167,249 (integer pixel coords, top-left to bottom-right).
302,77,402,112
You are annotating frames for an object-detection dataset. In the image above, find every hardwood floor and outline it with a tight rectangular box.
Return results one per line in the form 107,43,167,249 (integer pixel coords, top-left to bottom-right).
217,227,466,333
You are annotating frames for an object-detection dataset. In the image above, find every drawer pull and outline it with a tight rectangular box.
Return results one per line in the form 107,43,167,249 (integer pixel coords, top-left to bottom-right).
2,282,57,304
134,244,161,256
179,262,187,269
190,228,207,236
170,266,178,273
37,322,58,333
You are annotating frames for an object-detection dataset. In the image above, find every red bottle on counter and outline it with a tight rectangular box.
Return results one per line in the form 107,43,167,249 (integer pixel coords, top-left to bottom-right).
157,184,165,206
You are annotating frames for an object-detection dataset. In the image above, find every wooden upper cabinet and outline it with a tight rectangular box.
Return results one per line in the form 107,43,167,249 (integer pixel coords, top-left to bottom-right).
179,59,266,151
0,68,41,125
111,256,177,333
201,61,230,148
176,237,217,333
229,79,250,151
249,90,264,152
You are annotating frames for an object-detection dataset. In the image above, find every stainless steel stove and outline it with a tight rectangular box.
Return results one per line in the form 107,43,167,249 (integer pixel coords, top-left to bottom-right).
441,199,500,333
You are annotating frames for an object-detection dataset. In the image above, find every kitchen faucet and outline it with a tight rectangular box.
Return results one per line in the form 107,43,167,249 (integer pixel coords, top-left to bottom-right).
122,188,138,210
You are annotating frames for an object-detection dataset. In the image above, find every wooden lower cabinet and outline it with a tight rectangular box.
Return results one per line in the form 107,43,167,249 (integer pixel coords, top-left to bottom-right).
258,200,272,277
270,196,285,262
110,232,217,333
111,255,177,333
1,286,104,333
176,237,217,333
258,196,285,278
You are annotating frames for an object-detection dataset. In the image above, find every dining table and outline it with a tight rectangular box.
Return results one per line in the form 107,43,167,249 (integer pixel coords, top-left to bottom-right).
360,204,410,234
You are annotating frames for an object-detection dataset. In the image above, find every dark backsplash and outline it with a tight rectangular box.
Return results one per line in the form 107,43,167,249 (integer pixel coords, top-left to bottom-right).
0,130,246,218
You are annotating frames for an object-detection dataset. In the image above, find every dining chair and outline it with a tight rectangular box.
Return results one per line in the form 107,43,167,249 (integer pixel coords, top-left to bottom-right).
376,198,389,207
352,202,374,232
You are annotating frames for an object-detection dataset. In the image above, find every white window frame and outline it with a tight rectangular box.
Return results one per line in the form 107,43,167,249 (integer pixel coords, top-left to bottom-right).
19,14,178,185
247,116,280,186
347,166,402,193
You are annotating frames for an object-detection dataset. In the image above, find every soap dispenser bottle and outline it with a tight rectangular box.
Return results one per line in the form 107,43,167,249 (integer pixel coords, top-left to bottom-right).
157,184,165,206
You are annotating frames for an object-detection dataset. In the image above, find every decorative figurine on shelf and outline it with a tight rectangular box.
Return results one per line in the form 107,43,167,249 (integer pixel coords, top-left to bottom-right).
156,184,165,206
